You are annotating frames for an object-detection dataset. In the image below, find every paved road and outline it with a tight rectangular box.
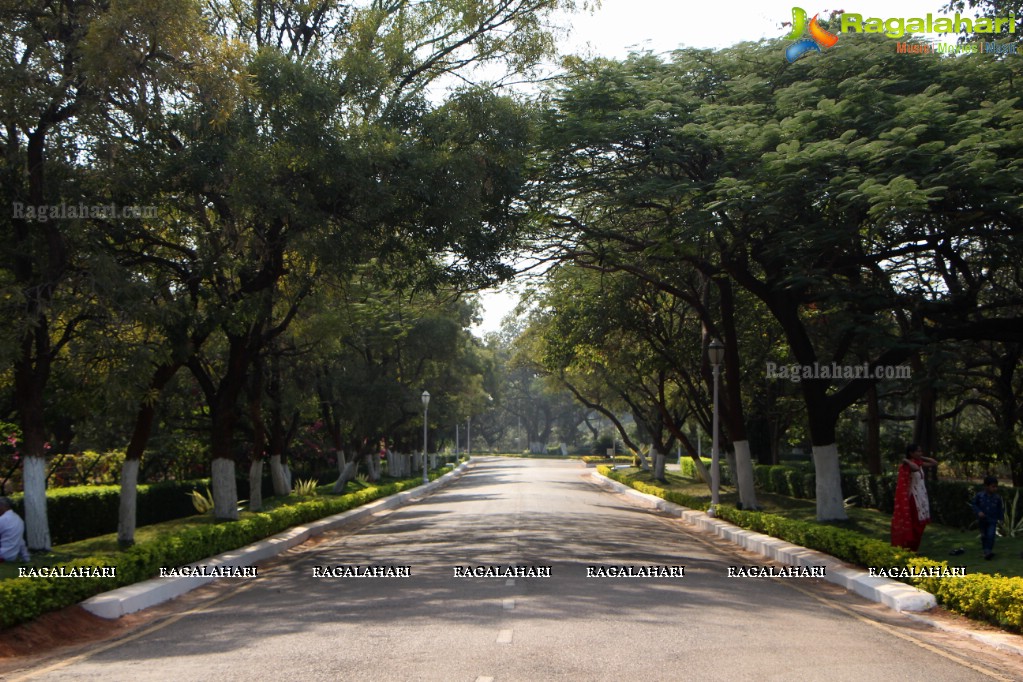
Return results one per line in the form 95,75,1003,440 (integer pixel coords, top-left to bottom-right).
5,458,1022,681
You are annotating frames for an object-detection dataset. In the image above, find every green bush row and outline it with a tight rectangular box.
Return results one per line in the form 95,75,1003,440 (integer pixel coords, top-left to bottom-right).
7,480,211,545
677,458,1010,530
580,456,634,465
0,468,450,630
597,466,1023,633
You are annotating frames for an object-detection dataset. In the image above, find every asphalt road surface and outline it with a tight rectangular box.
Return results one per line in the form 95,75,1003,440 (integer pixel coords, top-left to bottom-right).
5,458,1022,681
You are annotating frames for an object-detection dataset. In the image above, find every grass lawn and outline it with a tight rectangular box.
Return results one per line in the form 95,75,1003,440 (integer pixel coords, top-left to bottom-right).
617,467,1023,579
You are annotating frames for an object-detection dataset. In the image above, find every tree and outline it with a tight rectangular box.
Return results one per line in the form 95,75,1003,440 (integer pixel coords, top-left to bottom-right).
0,0,212,548
531,36,1023,519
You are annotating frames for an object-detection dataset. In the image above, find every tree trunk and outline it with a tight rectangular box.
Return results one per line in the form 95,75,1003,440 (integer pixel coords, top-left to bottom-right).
812,443,847,521
270,454,291,496
247,359,266,511
248,459,263,512
364,452,380,482
332,453,357,493
119,361,184,546
22,455,51,551
717,277,757,508
14,333,53,551
211,457,239,520
733,440,758,510
652,450,666,481
117,459,140,548
690,452,710,484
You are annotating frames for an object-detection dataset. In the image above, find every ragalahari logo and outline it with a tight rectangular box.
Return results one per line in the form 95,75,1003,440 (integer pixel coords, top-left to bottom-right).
785,8,840,62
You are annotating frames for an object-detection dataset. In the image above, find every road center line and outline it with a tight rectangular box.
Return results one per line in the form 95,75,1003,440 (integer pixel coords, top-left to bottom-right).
496,629,514,644
503,598,515,610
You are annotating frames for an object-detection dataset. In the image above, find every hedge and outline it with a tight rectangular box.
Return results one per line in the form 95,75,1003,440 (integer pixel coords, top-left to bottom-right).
677,458,1013,530
0,468,451,630
597,465,1023,633
6,480,210,545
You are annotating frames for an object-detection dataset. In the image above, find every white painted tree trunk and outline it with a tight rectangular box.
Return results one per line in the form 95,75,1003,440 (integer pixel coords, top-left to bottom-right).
812,443,847,521
23,455,50,551
332,460,357,493
691,455,710,485
248,460,263,511
530,441,544,454
117,459,140,547
270,454,290,496
367,453,381,482
636,449,651,470
211,457,239,520
652,452,666,480
733,440,758,510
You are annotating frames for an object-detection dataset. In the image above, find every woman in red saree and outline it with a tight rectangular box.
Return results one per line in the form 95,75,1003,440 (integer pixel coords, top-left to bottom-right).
891,444,938,551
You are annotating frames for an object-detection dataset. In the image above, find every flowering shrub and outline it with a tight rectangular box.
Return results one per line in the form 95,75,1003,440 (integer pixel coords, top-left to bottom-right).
0,422,22,494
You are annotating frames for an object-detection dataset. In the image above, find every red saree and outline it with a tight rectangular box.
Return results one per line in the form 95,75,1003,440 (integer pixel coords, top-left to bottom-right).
891,462,930,551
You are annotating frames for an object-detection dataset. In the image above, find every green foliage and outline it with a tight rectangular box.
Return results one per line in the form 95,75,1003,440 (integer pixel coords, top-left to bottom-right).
535,39,1023,522
6,481,208,545
1002,490,1023,538
0,469,451,630
46,451,126,487
681,457,1003,530
292,478,320,496
189,488,216,514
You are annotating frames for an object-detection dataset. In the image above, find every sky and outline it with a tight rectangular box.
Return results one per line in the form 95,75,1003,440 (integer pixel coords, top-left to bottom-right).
471,0,975,336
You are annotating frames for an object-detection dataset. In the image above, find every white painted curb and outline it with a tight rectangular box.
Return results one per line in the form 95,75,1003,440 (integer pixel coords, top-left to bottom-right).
81,461,472,619
590,470,938,613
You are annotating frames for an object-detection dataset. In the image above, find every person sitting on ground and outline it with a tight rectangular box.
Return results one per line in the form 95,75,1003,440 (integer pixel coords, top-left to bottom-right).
0,496,31,562
971,476,1005,560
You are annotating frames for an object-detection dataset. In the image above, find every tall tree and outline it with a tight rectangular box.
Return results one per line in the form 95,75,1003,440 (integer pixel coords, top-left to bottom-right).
0,0,210,548
531,37,1023,519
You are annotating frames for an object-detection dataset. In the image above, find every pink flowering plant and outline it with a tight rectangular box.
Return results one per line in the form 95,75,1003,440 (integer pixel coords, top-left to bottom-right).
0,421,22,493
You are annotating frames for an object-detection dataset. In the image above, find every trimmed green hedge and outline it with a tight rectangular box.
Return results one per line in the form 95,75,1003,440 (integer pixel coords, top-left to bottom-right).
7,480,210,545
597,465,1023,633
0,468,451,630
677,458,1012,530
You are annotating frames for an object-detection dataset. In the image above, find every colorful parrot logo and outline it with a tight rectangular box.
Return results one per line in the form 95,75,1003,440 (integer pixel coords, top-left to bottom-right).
785,8,840,62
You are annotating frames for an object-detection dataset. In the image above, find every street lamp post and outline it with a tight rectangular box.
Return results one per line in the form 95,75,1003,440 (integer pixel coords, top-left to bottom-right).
421,391,430,484
708,339,725,517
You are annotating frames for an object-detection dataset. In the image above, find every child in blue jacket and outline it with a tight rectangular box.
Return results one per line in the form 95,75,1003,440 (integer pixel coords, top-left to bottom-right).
971,476,1005,560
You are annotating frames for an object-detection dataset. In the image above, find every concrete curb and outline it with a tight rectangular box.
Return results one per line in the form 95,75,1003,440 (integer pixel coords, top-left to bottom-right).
81,461,472,620
589,470,938,613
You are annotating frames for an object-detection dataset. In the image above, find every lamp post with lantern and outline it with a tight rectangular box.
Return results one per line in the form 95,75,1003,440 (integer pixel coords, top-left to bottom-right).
708,339,724,517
